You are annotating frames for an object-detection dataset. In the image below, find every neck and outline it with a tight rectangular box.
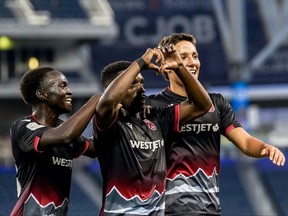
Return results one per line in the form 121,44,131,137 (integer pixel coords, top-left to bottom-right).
32,108,59,127
169,83,187,97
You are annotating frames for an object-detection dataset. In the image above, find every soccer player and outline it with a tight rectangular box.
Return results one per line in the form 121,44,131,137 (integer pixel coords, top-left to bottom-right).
148,33,286,215
92,45,212,215
10,66,100,216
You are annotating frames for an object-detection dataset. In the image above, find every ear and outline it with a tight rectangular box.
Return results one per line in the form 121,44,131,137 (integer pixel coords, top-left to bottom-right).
36,89,47,101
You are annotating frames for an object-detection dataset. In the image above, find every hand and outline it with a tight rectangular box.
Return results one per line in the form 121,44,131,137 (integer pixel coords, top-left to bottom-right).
141,48,164,73
261,144,286,166
141,104,152,119
159,44,183,72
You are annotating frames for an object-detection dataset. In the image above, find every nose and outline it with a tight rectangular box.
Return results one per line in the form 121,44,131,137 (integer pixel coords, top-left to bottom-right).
67,87,73,95
186,56,195,67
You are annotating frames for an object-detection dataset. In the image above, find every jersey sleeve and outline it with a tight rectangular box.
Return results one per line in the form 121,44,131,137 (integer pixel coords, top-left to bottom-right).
10,119,48,153
72,135,89,158
213,94,242,135
153,104,180,138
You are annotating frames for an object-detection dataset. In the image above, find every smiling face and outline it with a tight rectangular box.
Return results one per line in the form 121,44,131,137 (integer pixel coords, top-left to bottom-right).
40,70,73,114
121,73,146,114
175,40,200,79
167,40,201,88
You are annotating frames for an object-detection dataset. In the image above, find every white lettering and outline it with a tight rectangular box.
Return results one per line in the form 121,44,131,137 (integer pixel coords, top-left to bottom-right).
130,139,164,151
52,156,73,169
181,123,215,133
124,15,216,46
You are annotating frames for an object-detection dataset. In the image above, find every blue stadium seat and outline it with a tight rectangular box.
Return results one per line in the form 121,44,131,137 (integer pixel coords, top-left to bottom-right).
220,158,255,216
255,154,288,215
0,166,17,216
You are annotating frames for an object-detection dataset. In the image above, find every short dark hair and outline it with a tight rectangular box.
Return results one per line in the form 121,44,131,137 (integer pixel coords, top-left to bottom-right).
159,32,197,47
20,66,55,106
158,33,197,80
101,60,132,89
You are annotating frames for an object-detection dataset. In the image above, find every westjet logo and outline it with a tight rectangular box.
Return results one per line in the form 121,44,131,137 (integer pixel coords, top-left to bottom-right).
52,156,73,169
181,123,219,133
130,139,164,152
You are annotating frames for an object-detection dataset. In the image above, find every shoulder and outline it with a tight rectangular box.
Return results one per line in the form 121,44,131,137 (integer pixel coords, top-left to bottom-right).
209,93,229,104
11,116,32,130
11,116,47,135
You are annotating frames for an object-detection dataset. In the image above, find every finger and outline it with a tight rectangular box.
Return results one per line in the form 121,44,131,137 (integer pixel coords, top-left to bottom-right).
155,51,164,65
160,46,166,54
116,103,122,110
167,44,176,52
277,154,284,166
164,44,173,52
271,150,279,164
142,111,146,119
275,151,285,166
281,155,286,166
147,107,151,115
149,63,160,72
260,148,268,156
266,147,275,161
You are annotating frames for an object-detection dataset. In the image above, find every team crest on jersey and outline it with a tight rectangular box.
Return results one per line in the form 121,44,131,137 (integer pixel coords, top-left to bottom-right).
143,119,157,131
26,122,45,131
209,105,215,112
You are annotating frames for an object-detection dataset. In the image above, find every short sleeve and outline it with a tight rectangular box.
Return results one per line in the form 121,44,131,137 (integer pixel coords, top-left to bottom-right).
10,119,48,153
213,94,242,135
72,135,89,158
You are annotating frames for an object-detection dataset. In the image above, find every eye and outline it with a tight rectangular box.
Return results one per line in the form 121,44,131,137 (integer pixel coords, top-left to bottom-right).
180,55,186,61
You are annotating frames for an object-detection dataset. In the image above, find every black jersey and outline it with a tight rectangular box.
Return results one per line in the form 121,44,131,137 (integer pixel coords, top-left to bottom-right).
92,105,180,216
10,115,89,216
148,88,242,215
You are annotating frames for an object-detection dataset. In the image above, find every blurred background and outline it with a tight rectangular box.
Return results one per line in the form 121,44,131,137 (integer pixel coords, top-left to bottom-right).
0,0,288,215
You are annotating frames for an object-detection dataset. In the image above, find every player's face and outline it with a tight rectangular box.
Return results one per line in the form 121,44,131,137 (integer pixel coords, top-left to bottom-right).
176,40,200,79
167,40,201,86
42,71,73,114
121,74,146,113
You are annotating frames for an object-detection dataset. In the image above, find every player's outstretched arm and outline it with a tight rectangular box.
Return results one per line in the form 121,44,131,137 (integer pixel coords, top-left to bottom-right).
39,95,100,148
228,127,285,166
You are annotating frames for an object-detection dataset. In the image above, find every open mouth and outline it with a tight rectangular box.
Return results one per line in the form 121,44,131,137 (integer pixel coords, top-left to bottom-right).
65,98,72,104
190,70,196,75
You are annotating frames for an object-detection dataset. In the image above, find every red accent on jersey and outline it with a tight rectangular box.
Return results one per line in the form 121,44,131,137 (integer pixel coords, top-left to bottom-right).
225,125,235,135
34,136,43,153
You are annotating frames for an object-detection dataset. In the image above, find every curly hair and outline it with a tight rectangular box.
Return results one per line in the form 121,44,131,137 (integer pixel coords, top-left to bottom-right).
20,66,55,106
101,60,132,89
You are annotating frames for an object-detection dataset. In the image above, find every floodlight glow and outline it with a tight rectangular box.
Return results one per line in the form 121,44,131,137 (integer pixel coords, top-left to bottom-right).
0,36,14,50
28,57,39,69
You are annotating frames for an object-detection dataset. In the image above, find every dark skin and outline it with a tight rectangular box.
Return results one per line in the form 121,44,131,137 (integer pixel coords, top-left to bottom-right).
31,70,99,158
96,45,212,129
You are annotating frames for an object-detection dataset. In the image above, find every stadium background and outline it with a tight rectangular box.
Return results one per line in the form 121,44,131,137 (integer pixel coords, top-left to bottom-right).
0,0,288,215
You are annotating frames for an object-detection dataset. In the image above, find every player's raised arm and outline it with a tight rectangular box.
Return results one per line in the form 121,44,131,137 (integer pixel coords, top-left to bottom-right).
159,44,212,125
